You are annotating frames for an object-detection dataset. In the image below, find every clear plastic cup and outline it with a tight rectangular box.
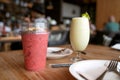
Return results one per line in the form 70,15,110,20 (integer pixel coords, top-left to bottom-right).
21,22,49,71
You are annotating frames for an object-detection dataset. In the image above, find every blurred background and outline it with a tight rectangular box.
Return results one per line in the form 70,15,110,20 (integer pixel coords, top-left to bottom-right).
0,0,96,27
0,0,120,51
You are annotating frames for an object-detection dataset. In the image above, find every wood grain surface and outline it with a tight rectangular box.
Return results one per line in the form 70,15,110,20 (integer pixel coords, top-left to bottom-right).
0,44,120,80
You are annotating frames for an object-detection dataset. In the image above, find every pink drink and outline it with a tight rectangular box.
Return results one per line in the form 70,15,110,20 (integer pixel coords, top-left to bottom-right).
22,32,48,71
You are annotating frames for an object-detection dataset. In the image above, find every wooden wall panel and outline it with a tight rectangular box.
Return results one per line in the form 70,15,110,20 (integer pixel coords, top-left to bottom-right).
96,0,120,30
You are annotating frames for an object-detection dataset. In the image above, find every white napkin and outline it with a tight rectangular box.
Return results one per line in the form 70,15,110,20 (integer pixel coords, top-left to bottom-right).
111,43,120,50
79,66,106,80
103,71,120,80
78,65,120,80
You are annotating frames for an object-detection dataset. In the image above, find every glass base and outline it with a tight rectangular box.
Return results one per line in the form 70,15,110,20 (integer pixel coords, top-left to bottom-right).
70,57,83,62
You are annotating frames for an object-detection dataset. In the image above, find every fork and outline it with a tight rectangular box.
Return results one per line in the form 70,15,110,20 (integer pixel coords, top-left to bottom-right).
96,60,118,80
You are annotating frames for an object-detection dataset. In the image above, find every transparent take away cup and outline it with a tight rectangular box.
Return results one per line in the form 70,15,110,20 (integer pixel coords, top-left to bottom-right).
21,22,49,71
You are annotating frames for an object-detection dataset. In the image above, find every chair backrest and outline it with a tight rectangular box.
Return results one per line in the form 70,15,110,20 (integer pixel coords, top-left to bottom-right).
103,35,112,46
109,32,120,46
48,30,69,46
90,30,104,45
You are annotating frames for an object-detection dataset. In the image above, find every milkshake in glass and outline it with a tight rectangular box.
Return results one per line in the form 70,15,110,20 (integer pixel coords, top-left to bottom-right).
70,17,90,61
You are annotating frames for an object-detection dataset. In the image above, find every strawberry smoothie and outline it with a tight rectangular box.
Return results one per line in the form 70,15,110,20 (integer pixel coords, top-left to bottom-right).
22,32,48,71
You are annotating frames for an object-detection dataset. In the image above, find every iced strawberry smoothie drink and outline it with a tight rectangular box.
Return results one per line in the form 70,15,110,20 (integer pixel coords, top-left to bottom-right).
21,22,49,71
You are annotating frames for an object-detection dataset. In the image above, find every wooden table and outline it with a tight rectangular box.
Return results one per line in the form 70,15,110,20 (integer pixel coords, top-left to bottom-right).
0,44,120,80
0,36,21,43
0,36,21,51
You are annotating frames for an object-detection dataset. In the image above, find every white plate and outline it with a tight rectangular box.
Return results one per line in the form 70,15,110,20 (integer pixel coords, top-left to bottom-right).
69,60,120,80
111,43,120,50
47,47,73,59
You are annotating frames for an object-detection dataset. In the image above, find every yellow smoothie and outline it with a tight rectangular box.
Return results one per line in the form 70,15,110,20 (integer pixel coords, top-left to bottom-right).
70,17,90,51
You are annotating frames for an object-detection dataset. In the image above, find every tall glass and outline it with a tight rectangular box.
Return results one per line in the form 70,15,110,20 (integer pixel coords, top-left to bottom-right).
21,22,49,71
70,17,90,62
